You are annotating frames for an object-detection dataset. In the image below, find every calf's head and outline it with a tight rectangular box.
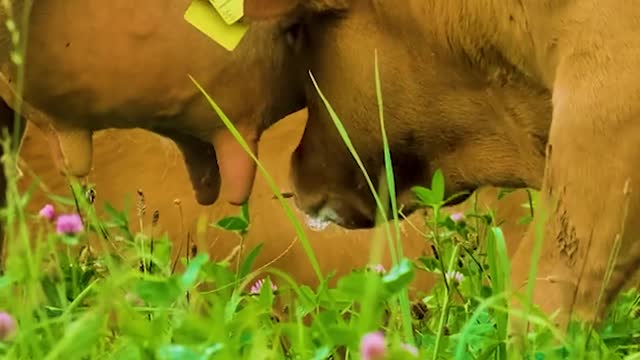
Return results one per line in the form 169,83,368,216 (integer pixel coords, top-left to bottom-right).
244,0,552,229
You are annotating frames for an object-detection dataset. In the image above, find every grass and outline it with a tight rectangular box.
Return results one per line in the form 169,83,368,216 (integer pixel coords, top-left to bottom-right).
1,8,640,360
2,155,640,359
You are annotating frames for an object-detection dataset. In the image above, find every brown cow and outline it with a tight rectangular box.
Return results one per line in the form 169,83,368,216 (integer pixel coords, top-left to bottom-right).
0,0,312,261
0,0,304,207
240,0,640,334
17,110,532,300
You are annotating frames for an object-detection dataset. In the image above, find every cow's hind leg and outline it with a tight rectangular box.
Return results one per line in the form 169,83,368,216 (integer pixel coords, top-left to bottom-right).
510,39,640,341
0,98,26,271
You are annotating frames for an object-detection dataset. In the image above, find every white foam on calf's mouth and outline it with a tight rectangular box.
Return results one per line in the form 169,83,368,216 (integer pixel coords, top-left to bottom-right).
304,214,331,232
303,206,344,232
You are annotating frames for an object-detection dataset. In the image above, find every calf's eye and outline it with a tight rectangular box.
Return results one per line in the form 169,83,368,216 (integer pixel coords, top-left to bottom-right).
282,22,305,49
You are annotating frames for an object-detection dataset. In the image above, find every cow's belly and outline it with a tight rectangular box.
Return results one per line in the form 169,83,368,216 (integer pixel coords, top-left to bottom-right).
0,0,235,134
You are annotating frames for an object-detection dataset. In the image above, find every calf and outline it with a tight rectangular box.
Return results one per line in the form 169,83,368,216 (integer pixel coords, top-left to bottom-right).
241,0,640,333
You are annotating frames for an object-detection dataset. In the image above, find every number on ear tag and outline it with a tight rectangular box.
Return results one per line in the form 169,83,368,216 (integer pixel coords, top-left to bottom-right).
208,0,244,25
184,0,249,51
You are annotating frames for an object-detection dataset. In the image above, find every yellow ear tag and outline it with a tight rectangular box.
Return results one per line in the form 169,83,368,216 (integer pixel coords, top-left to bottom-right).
184,0,249,52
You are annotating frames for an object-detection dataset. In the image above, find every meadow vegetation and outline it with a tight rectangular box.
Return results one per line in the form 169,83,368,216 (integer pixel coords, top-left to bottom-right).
1,146,640,359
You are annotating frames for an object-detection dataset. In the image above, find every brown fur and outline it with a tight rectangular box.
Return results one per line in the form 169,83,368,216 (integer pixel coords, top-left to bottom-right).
15,110,531,301
243,0,640,335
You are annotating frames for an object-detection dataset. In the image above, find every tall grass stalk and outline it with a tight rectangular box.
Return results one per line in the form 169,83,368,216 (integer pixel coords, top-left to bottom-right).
373,49,414,343
432,243,460,358
486,227,511,359
307,71,397,334
520,193,550,355
4,0,33,154
306,71,396,264
188,75,324,285
307,53,414,340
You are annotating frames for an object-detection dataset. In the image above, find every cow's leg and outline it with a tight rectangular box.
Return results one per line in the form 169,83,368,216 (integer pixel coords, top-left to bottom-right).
510,43,640,336
0,98,26,270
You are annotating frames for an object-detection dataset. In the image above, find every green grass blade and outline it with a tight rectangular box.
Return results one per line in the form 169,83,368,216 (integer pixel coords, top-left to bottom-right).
374,49,414,344
188,75,324,285
308,70,396,333
487,226,511,360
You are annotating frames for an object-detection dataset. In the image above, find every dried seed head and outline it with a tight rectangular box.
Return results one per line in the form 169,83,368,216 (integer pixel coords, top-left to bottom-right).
411,301,428,320
152,210,160,226
85,188,96,204
190,244,198,258
136,189,146,217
